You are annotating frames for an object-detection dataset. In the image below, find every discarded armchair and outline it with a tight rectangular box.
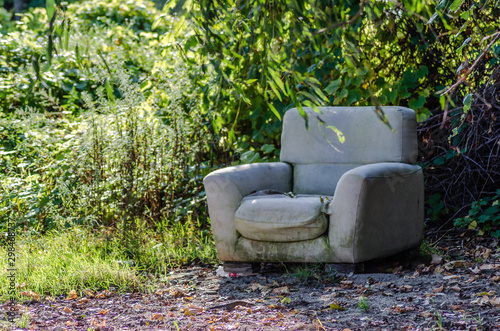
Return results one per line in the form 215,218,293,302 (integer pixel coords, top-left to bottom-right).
203,107,424,265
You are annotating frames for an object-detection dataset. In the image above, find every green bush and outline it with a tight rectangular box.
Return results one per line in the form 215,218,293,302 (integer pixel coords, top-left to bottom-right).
68,0,163,33
454,190,500,238
0,0,168,114
0,60,210,233
0,0,212,236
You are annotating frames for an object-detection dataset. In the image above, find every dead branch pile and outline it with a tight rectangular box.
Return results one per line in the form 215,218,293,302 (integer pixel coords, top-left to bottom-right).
418,64,500,214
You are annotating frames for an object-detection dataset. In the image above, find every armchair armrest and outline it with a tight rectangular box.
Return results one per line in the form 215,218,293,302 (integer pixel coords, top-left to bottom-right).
203,162,292,261
328,162,424,263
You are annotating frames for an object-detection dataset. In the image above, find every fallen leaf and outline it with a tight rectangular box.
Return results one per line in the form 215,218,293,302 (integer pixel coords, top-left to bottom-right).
20,291,40,301
248,283,264,292
15,282,28,290
340,280,354,288
489,297,500,306
90,318,106,327
433,285,444,293
44,296,56,302
443,275,459,280
151,313,163,320
62,306,73,313
476,291,495,296
392,265,403,274
281,297,291,304
399,285,413,292
83,289,94,297
169,287,186,297
491,275,500,282
443,260,467,271
392,305,414,313
483,248,492,259
99,309,109,315
273,286,290,295
422,265,434,273
431,254,443,265
479,264,498,271
450,286,461,292
451,305,462,310
65,320,76,326
225,323,240,330
95,290,111,299
155,288,169,295
472,295,493,306
66,289,78,300
182,304,204,316
77,298,89,304
329,303,347,310
419,311,433,318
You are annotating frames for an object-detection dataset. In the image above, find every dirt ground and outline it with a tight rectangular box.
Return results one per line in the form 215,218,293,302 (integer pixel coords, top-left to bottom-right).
3,230,500,330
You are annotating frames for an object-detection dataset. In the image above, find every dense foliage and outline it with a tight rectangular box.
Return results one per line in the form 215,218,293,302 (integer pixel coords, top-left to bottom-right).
0,0,214,250
187,0,500,235
188,0,456,159
1,0,500,257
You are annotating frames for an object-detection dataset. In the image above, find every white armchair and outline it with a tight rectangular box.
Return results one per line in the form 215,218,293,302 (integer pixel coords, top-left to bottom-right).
203,107,424,265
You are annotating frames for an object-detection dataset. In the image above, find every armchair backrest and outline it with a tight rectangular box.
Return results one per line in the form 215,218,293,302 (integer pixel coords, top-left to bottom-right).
280,106,417,195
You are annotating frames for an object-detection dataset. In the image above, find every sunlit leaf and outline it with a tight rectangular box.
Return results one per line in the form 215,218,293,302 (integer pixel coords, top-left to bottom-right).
46,0,56,21
449,0,465,12
152,14,166,30
329,303,347,310
326,125,345,143
267,103,281,121
463,93,473,112
268,67,286,95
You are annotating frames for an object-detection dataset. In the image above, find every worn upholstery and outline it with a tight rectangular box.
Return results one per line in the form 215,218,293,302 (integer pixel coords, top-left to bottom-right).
235,194,330,242
203,106,424,263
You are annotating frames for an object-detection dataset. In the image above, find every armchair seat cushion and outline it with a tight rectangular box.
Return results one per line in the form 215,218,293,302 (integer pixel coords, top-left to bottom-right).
234,194,330,242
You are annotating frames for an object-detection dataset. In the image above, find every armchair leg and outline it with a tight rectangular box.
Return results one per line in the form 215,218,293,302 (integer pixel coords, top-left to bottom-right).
325,263,365,274
223,262,260,274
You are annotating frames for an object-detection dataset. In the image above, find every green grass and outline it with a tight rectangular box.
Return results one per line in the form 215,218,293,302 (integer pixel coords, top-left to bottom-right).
287,263,339,285
0,221,217,301
358,295,369,312
0,227,141,300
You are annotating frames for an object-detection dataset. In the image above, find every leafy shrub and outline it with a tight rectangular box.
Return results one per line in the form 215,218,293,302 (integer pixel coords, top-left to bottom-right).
0,7,13,32
454,190,500,238
0,59,211,234
68,0,163,33
0,0,168,114
0,0,211,236
68,64,209,228
420,2,500,225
